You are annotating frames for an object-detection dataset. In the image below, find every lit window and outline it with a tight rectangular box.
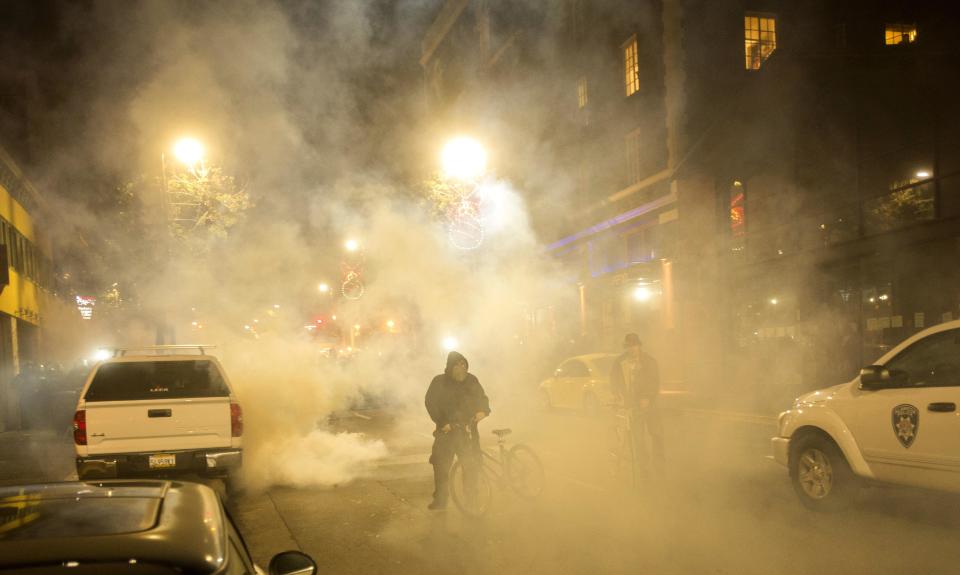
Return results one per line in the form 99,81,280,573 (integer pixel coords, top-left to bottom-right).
623,36,640,96
730,180,746,238
577,76,588,109
744,14,776,70
625,129,641,185
885,23,917,45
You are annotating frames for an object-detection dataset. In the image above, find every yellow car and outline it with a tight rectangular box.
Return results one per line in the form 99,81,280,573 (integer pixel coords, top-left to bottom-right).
539,353,618,413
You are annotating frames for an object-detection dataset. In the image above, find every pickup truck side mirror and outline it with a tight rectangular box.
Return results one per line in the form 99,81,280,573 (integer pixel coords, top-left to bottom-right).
859,365,908,390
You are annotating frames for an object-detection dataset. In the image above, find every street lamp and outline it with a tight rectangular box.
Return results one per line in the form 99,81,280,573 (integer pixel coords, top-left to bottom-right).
173,137,205,167
442,336,459,352
441,136,487,181
633,286,653,302
344,238,360,252
318,282,330,294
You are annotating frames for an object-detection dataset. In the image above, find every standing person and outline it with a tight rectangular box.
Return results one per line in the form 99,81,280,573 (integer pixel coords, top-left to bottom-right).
425,351,491,510
609,333,664,479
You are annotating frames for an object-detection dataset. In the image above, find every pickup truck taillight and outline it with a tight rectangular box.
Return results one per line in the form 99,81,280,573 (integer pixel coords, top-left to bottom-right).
73,410,87,445
230,403,243,437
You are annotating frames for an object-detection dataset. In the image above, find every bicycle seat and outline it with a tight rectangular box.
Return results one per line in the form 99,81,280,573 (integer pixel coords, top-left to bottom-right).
492,428,512,438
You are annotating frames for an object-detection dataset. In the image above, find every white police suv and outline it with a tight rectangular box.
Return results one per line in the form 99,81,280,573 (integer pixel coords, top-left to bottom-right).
772,320,960,510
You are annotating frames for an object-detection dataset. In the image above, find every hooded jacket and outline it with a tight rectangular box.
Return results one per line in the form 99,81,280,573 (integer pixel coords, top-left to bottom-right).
425,351,491,430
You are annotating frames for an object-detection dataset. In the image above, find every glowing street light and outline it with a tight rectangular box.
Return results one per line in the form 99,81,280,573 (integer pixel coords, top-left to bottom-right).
916,170,931,179
633,286,653,302
344,238,360,252
386,319,396,330
442,336,459,352
173,137,205,167
318,282,330,294
441,136,487,180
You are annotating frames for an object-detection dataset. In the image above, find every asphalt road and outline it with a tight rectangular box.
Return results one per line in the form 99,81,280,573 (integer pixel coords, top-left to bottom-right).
230,406,960,575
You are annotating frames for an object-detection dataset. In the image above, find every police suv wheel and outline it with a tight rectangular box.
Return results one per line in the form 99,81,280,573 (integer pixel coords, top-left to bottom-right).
790,434,857,511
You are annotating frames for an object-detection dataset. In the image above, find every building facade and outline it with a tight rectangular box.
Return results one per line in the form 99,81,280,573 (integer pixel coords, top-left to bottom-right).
0,146,78,431
420,0,960,398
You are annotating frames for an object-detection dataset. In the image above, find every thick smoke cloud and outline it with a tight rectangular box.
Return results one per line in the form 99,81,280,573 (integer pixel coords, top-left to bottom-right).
22,0,574,488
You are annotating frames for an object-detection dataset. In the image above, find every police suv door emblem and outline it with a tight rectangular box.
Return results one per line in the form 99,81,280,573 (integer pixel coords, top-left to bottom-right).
892,404,919,448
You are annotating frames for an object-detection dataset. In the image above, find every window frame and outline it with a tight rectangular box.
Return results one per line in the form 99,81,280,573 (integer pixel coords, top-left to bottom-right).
884,23,917,46
622,35,640,97
744,12,777,71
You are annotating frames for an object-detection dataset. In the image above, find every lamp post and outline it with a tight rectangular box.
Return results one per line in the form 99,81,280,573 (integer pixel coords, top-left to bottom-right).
156,137,206,344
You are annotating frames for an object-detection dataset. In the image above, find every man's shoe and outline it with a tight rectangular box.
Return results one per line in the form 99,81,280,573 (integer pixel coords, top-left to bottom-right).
427,500,447,511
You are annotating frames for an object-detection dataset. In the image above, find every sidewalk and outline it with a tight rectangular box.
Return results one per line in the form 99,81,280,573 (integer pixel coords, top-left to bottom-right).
0,429,75,486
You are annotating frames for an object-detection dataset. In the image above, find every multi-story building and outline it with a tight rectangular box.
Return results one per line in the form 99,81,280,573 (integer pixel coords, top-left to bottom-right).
0,146,78,430
422,0,960,396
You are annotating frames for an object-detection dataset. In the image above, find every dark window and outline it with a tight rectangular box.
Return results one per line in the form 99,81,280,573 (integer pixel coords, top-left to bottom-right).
7,226,17,271
16,234,24,273
884,329,960,388
26,242,34,278
560,359,590,378
84,360,229,402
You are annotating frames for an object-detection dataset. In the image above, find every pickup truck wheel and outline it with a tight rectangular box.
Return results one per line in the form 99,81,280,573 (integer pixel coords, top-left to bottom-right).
790,434,857,511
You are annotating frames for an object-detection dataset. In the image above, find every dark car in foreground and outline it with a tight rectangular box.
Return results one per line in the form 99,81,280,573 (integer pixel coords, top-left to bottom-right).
0,480,315,575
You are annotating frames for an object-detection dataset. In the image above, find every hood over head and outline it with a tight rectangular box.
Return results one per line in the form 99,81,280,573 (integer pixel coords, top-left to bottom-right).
445,351,469,374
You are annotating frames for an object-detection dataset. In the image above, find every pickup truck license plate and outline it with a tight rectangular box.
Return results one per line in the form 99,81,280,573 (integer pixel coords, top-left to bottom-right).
148,454,176,469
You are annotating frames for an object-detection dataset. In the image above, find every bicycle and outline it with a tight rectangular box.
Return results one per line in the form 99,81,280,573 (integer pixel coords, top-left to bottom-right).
608,403,638,488
608,402,661,488
448,427,545,517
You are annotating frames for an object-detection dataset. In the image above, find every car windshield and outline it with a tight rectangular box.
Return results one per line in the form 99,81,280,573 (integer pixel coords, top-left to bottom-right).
0,498,159,541
1,563,182,574
83,360,229,402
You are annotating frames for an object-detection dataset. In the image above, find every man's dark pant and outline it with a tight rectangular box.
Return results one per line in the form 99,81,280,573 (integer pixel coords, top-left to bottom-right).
430,428,480,505
631,406,665,477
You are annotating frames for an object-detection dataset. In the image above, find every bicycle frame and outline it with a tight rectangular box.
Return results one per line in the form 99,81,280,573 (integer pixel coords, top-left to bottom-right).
473,434,510,489
611,406,638,488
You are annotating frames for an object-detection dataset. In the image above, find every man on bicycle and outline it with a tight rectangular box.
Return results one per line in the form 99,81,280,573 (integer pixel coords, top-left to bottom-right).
609,333,664,479
425,351,491,510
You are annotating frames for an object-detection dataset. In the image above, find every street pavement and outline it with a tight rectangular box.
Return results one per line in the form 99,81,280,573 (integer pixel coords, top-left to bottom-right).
3,405,959,574
231,406,960,575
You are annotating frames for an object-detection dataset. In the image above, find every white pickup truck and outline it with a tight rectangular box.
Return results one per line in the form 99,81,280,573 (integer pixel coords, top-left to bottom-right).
772,320,960,510
73,347,243,481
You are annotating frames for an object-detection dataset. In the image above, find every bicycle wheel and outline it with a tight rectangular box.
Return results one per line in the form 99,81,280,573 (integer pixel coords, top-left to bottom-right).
608,426,634,487
505,444,545,499
449,457,492,517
